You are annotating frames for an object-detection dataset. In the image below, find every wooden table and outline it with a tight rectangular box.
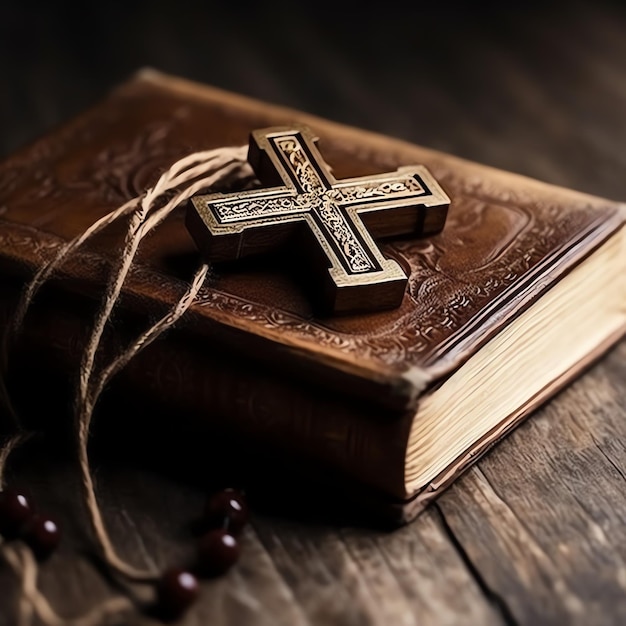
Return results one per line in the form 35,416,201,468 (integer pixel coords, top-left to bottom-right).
1,1,625,624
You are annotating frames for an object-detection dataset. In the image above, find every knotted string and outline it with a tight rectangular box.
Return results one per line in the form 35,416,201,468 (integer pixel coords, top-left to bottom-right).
0,144,254,624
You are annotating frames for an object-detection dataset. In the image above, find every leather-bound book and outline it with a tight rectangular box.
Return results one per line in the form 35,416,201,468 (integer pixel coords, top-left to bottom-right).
1,71,624,523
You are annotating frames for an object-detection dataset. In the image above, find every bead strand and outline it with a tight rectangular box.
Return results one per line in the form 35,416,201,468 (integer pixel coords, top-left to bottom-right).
1,485,251,621
154,487,250,619
0,488,61,559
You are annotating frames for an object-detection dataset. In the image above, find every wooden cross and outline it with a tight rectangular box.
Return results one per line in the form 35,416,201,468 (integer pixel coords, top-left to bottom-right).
187,125,450,314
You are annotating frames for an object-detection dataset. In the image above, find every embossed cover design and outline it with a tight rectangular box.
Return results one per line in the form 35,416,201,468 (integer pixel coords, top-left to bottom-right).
1,72,624,519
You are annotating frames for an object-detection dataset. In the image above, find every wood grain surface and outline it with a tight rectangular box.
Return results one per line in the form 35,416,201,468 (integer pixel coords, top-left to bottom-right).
1,1,625,625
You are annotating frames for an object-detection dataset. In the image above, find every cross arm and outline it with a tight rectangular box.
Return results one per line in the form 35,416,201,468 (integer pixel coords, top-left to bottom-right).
331,165,450,239
187,187,311,262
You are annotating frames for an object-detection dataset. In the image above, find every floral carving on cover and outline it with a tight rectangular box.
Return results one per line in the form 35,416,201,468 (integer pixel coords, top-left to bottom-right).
0,89,618,375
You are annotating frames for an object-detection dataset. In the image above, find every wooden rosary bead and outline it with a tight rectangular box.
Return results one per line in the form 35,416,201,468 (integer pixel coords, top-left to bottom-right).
197,528,240,576
0,489,34,539
22,515,61,560
156,567,199,620
204,488,249,534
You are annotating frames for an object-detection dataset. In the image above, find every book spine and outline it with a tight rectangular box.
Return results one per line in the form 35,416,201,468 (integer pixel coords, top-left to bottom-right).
2,288,412,500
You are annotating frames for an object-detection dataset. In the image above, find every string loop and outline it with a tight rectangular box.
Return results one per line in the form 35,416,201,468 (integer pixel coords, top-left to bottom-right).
0,145,253,623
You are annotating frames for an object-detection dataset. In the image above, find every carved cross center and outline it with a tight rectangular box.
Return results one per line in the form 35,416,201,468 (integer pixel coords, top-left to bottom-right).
187,125,450,314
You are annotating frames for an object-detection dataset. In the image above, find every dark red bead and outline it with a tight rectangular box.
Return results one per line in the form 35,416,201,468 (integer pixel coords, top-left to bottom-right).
156,568,199,620
197,529,240,576
204,489,249,534
22,515,61,560
0,489,34,539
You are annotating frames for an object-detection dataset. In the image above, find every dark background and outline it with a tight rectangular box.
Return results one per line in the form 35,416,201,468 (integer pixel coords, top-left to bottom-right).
2,0,626,200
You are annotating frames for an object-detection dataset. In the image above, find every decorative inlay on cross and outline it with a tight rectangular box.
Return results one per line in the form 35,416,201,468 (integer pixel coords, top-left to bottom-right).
187,126,450,314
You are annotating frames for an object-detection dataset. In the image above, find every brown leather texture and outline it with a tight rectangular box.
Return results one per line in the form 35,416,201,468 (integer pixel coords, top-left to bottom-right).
1,71,623,411
1,72,624,510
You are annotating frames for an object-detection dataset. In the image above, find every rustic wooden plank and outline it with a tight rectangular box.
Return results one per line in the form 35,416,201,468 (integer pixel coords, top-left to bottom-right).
1,456,503,626
438,341,626,625
343,513,504,625
253,511,503,626
0,460,316,625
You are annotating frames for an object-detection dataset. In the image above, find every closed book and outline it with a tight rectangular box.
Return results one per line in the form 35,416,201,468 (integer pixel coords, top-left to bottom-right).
1,70,624,523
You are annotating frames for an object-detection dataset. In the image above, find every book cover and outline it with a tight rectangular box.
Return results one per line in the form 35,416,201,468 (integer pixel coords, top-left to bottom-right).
1,70,624,523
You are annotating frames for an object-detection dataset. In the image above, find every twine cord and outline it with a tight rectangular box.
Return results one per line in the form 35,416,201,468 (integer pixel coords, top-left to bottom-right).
3,544,133,626
0,432,30,491
0,144,253,623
